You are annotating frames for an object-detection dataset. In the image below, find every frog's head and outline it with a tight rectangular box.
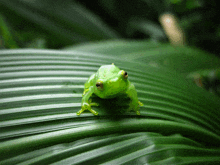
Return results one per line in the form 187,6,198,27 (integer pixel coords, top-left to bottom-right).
94,65,129,99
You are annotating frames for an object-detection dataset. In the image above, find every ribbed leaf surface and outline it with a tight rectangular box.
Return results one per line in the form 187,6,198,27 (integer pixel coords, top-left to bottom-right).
1,49,220,164
65,40,220,75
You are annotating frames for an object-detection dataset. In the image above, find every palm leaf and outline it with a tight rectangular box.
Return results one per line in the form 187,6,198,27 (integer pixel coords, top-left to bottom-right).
1,48,220,164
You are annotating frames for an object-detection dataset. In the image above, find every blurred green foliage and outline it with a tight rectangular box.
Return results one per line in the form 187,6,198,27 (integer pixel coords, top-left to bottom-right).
0,0,120,48
0,0,220,55
0,14,18,48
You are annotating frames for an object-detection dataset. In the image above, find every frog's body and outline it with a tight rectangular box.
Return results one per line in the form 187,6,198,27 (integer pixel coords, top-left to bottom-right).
77,64,143,115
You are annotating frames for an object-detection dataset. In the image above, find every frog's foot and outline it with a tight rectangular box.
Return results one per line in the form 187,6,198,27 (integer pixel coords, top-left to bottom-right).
76,108,98,116
138,101,144,106
128,108,140,115
88,99,99,106
127,105,141,115
77,102,99,116
134,101,143,115
90,103,99,106
135,110,141,115
128,101,143,115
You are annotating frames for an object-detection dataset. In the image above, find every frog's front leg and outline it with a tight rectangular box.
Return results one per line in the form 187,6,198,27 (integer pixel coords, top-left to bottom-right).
126,84,143,115
77,86,99,116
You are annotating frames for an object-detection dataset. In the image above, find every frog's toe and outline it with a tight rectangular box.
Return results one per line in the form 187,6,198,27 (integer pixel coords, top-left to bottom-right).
90,102,99,106
136,110,141,115
76,109,84,116
90,109,99,115
138,101,144,106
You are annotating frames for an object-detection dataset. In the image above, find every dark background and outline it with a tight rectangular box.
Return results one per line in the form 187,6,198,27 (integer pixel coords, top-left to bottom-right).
1,0,220,56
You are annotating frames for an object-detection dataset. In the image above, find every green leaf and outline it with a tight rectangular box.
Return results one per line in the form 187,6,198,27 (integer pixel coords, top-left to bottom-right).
1,48,220,164
0,14,18,48
65,40,220,75
0,0,120,47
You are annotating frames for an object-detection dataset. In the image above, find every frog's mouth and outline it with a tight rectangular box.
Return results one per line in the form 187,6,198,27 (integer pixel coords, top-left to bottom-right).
101,93,119,99
101,86,126,99
97,78,128,99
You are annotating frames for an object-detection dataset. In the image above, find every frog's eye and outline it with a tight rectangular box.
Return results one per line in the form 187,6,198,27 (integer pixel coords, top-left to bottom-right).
123,71,128,79
119,70,128,79
96,82,103,90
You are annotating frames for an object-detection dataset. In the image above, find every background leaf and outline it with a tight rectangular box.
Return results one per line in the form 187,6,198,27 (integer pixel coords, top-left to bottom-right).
64,40,220,76
0,0,119,48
